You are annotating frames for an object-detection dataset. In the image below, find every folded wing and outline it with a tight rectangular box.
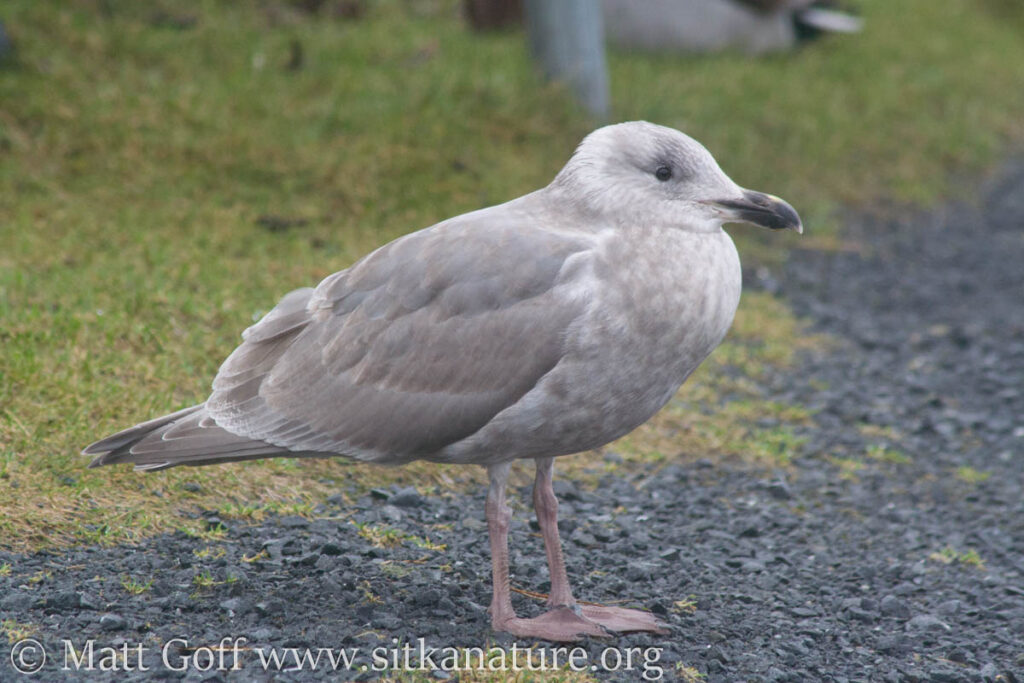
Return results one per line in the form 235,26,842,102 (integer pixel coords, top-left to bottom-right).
205,210,592,464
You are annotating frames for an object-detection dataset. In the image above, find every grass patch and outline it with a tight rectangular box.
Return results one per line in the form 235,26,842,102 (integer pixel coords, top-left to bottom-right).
929,546,986,569
955,466,991,485
193,545,227,560
190,569,236,597
677,665,707,683
183,522,229,542
27,569,52,585
217,499,318,522
858,424,900,440
359,580,383,605
714,291,831,374
1,619,38,644
355,522,406,549
673,596,699,614
120,575,153,595
354,522,447,551
866,444,913,466
241,549,270,564
829,457,866,481
380,561,414,580
191,571,219,591
1,0,1021,551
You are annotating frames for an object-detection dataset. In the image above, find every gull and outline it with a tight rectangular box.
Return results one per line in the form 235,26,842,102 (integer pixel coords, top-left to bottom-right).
85,121,802,641
603,0,862,55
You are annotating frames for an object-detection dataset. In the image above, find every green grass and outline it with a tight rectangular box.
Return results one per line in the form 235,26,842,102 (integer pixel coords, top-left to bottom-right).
954,466,992,485
1,0,1022,551
672,597,698,614
866,444,913,466
929,546,986,569
354,521,447,551
120,575,153,595
190,568,236,597
1,618,38,644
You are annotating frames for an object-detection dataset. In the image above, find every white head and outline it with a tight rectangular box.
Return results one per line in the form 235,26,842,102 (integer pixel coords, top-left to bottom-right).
551,121,802,234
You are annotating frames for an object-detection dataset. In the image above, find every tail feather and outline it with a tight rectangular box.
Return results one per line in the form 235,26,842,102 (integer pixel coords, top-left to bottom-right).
84,403,309,471
82,405,204,457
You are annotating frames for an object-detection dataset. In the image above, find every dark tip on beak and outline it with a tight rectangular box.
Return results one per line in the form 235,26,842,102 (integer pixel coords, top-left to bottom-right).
713,190,803,234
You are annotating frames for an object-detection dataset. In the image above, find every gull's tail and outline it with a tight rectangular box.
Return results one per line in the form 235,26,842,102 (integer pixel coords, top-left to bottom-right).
83,403,300,471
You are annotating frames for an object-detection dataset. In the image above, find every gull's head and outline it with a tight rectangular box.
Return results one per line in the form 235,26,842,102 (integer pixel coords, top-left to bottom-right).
552,121,802,234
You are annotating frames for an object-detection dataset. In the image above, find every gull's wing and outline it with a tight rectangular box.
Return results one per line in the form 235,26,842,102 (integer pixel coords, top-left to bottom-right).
205,203,592,464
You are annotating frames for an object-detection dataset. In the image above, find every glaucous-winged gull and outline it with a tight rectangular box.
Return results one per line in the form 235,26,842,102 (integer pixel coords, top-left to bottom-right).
85,121,802,641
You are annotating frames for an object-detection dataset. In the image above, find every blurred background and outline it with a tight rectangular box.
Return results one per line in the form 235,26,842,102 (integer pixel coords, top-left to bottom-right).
0,0,1022,547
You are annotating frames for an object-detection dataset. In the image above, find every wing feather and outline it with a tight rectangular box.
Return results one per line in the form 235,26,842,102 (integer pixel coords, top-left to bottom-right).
207,205,592,463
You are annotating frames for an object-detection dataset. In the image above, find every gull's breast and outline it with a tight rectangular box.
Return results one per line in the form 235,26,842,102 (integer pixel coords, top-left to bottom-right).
578,226,742,411
440,226,742,465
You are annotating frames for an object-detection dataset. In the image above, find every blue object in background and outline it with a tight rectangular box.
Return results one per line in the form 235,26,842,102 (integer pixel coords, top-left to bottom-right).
524,0,610,121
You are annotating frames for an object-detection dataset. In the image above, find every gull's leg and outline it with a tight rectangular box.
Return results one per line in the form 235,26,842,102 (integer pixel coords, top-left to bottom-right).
533,456,576,608
485,461,606,641
533,457,669,635
485,461,517,626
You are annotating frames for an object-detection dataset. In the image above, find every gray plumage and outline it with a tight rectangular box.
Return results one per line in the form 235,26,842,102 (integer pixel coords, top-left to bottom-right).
85,121,801,474
603,0,862,55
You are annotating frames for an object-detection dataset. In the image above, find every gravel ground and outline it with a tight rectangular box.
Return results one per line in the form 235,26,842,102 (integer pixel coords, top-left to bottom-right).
2,163,1023,682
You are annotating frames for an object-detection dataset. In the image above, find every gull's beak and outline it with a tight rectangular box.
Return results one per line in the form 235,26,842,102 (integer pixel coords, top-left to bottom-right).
709,190,803,234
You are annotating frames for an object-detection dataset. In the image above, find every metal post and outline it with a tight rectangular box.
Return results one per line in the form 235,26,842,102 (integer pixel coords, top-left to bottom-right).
523,0,610,120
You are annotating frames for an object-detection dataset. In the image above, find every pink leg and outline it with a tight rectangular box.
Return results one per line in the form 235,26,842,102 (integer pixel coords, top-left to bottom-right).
532,457,669,636
485,462,606,641
533,457,576,608
485,462,517,626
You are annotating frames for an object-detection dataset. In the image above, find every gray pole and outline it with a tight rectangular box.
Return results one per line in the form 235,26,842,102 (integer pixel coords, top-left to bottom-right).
524,0,610,120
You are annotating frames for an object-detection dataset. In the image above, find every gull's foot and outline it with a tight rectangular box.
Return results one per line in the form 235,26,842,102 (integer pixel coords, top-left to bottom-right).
579,604,669,635
493,606,610,642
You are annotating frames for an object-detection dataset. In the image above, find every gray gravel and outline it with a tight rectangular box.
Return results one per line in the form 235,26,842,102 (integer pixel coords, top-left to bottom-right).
2,162,1023,681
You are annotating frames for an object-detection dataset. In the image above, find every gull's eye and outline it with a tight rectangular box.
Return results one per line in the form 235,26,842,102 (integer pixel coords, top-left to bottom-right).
655,165,673,182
